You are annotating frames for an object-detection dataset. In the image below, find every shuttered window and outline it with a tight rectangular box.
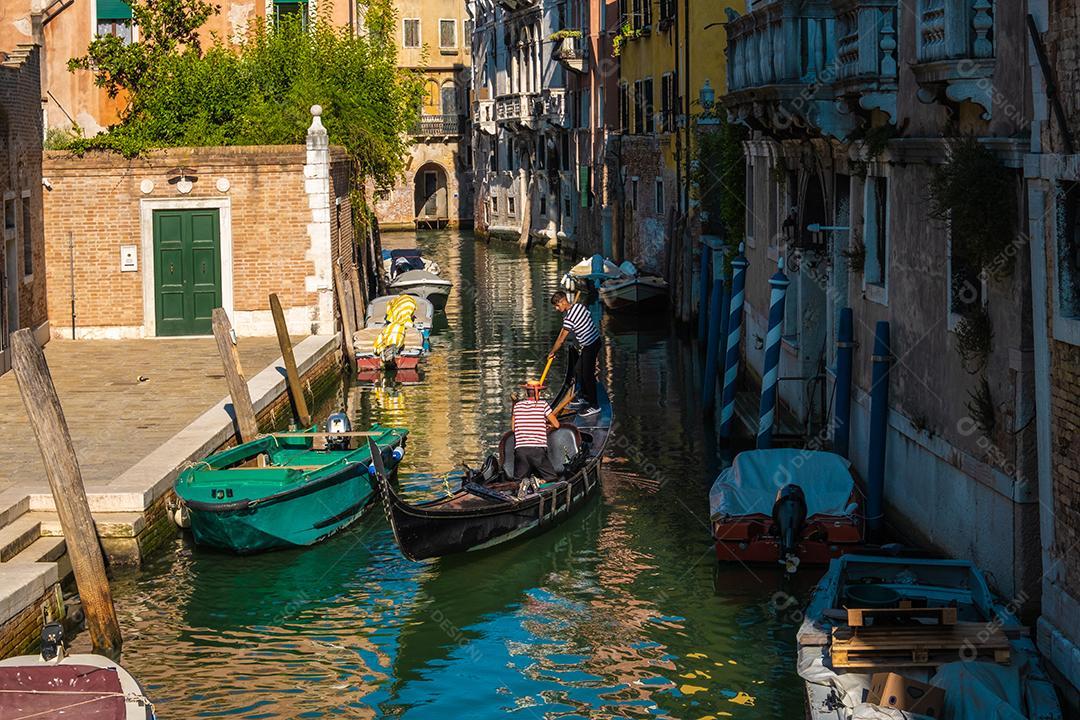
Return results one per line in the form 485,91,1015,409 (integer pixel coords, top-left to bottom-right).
403,18,420,48
273,0,308,30
96,0,132,42
643,77,655,134
439,19,457,48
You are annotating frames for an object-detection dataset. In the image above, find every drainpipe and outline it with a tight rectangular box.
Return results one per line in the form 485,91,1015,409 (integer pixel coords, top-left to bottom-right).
756,257,790,449
719,245,748,437
867,321,891,535
834,307,854,458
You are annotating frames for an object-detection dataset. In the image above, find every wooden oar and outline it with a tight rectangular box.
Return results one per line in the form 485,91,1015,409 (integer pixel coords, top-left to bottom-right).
538,356,555,386
552,387,576,417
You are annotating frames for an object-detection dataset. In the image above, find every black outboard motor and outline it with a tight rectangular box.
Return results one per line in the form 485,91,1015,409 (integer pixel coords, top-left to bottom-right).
40,622,65,662
772,484,808,574
325,411,352,451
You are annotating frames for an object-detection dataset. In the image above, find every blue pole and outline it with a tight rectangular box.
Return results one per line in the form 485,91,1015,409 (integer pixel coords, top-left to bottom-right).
703,259,724,415
834,308,854,459
756,258,791,449
589,254,604,325
719,245,748,438
867,321,891,534
697,248,711,339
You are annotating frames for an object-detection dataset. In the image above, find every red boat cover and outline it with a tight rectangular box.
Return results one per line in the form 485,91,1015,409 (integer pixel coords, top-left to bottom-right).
0,664,126,720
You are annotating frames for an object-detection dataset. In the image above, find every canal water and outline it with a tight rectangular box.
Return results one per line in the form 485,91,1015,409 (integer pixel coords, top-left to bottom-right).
108,230,807,718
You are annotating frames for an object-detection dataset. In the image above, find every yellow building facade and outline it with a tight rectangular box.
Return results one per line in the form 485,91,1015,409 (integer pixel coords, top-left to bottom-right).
614,0,736,273
372,0,473,229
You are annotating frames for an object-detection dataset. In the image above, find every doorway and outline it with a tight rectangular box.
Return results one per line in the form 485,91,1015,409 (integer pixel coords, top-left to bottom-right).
152,208,221,336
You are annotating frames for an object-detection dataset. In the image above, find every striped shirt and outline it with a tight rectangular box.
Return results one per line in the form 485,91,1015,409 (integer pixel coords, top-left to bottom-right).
562,302,600,347
513,399,552,448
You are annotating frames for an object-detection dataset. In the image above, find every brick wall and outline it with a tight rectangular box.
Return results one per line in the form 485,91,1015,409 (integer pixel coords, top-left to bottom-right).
0,43,48,347
372,139,473,230
619,134,675,275
42,145,353,338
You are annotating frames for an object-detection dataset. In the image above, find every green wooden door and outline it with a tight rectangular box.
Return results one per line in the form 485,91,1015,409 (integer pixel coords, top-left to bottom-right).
153,209,221,336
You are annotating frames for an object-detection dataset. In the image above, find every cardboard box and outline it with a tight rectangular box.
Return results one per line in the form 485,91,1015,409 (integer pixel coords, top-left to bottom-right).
868,672,946,717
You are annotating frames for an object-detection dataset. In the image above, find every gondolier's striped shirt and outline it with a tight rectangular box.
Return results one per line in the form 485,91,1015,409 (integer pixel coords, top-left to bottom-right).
513,399,552,448
563,303,599,348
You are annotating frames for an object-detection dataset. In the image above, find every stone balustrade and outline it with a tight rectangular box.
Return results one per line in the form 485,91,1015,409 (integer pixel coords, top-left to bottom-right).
916,0,994,64
725,0,836,93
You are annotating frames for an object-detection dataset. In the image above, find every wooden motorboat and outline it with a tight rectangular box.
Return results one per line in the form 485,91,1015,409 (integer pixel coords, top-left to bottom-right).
0,622,155,719
383,248,441,278
174,421,408,553
798,555,1062,719
370,382,612,561
709,449,865,573
599,263,668,311
354,295,433,372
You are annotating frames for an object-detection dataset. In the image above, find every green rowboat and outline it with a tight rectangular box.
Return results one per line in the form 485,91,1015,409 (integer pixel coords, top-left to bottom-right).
175,424,407,553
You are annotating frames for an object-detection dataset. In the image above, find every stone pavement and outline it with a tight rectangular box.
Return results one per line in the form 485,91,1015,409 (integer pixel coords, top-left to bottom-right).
0,337,290,498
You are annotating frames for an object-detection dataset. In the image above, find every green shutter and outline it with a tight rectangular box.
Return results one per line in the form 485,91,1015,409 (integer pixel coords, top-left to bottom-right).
97,0,132,20
579,166,590,208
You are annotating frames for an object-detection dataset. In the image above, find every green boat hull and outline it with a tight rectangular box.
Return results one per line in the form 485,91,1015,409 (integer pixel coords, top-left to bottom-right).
175,425,407,554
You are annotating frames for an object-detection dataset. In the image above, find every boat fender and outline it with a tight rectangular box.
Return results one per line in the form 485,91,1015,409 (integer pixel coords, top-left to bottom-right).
173,504,191,529
392,446,405,462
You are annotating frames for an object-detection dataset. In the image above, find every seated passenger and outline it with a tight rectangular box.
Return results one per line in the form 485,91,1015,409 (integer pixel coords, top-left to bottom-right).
511,381,560,483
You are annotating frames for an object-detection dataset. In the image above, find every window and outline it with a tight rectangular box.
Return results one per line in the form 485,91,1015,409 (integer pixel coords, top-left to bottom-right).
540,195,548,216
949,226,985,318
630,0,651,29
403,18,421,48
273,0,307,30
633,80,644,134
506,138,514,171
464,20,474,53
3,197,14,234
96,0,133,42
863,176,889,291
631,178,639,210
661,73,676,133
744,159,755,246
1057,182,1080,318
659,0,676,22
643,77,655,134
491,192,499,215
561,133,571,172
20,194,31,277
508,196,516,216
655,178,664,215
619,83,629,133
439,19,457,49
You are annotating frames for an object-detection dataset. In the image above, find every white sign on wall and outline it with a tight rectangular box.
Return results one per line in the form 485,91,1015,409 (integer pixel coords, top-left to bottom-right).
120,245,138,272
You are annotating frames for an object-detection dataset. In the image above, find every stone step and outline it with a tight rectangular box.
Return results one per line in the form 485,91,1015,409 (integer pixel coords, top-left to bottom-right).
0,515,41,563
30,511,146,539
8,536,67,565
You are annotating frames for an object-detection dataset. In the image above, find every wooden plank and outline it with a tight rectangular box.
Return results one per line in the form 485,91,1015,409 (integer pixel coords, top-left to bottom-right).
268,431,382,438
349,263,367,327
847,606,958,627
212,308,259,443
269,293,311,427
830,623,1011,668
333,263,356,361
10,329,123,657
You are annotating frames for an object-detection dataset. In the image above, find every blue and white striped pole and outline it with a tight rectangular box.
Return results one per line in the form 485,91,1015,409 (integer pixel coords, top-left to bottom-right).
756,257,790,449
719,245,749,437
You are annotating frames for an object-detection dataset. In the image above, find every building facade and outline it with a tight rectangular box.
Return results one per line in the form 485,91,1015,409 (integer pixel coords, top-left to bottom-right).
1028,0,1080,706
471,0,612,255
0,39,49,374
613,0,736,279
371,0,474,230
723,0,1040,605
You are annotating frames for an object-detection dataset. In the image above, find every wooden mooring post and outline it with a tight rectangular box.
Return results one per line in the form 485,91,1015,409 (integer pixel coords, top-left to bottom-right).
10,329,123,657
269,293,311,428
333,262,357,363
211,308,259,443
348,263,366,328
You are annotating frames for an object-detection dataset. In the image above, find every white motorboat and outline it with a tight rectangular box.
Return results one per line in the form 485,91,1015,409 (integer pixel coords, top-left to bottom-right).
387,269,453,311
598,261,668,311
0,623,155,719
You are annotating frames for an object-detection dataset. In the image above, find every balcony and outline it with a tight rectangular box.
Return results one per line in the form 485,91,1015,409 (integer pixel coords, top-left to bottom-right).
833,0,898,123
542,88,568,127
495,92,542,128
409,114,464,138
555,34,587,74
496,0,538,11
474,99,496,135
723,0,856,138
912,0,995,119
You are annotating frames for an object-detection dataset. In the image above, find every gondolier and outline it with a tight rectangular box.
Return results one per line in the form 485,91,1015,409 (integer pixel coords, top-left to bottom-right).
548,290,601,417
511,381,560,483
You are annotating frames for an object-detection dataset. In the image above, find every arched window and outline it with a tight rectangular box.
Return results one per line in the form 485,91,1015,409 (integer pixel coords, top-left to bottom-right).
423,79,440,115
440,82,458,116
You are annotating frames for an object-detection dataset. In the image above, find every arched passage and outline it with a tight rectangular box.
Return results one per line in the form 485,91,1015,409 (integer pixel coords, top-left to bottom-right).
414,162,449,228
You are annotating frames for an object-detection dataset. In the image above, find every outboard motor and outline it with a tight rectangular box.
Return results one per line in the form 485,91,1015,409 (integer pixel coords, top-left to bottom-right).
325,411,352,451
40,622,65,662
772,484,808,574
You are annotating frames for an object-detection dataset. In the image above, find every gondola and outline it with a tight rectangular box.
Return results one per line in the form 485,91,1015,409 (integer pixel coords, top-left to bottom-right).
369,363,612,561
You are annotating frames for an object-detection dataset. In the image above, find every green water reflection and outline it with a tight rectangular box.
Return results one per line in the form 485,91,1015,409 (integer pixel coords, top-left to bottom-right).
108,230,806,719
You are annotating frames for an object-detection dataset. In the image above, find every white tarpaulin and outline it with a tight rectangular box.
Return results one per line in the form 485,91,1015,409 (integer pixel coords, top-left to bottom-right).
709,449,856,520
